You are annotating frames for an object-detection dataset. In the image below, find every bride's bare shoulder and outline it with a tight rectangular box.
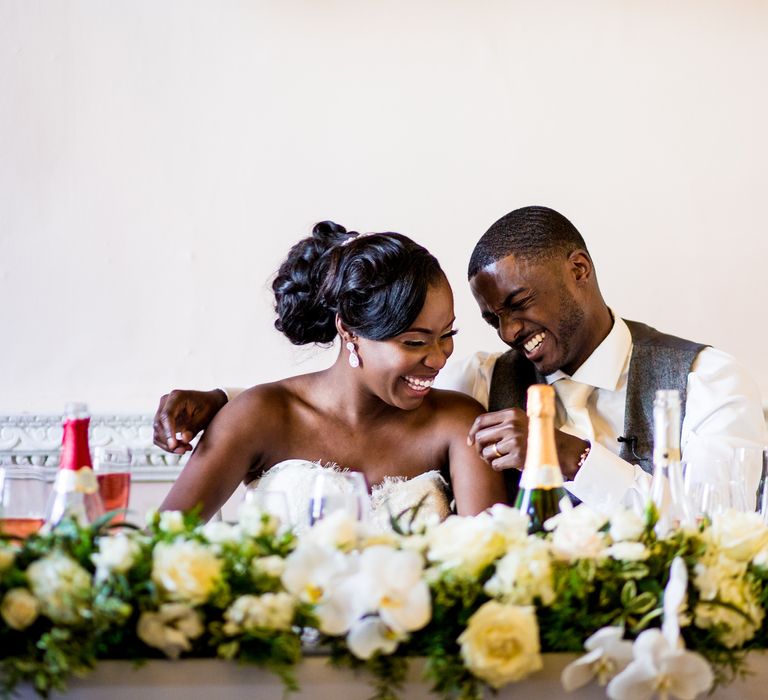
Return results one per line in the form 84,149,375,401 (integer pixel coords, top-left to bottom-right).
425,388,485,426
229,374,314,418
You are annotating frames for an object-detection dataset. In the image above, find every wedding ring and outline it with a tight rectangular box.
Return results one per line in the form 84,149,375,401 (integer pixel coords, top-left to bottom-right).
492,441,503,459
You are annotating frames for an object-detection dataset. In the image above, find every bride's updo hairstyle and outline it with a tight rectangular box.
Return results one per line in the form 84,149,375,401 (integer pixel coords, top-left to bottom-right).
273,221,445,345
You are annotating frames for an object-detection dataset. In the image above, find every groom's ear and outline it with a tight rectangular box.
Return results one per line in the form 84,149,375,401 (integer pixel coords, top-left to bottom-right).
334,314,356,342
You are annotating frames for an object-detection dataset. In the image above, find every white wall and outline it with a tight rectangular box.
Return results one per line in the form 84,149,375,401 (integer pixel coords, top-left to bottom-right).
2,0,767,413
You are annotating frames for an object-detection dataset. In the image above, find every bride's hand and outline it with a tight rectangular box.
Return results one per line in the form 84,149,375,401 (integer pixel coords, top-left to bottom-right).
153,388,228,453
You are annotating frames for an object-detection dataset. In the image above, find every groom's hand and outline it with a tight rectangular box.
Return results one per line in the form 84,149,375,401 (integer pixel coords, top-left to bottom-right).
153,389,228,454
467,408,529,472
467,409,591,479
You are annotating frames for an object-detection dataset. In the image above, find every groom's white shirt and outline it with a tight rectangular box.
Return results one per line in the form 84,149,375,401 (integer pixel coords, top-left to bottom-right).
435,314,767,513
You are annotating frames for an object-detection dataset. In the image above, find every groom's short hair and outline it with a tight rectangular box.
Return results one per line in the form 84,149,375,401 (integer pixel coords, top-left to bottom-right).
467,206,589,278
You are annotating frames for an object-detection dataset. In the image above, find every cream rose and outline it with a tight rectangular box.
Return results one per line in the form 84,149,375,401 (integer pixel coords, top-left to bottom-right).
137,603,204,659
710,510,768,562
152,540,223,604
26,552,92,625
458,601,542,688
1,588,40,630
223,592,295,634
427,514,507,577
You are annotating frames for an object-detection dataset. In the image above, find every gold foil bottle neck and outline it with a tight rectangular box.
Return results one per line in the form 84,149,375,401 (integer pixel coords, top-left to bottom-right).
526,384,556,418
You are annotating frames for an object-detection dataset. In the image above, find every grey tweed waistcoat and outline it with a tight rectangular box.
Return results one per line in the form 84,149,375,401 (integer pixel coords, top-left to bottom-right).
487,319,707,501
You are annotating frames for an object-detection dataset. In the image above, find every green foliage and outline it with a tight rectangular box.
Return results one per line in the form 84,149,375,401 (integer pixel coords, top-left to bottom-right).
2,504,768,700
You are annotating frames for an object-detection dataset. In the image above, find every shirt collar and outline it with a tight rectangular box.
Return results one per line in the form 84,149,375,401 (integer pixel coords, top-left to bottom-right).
546,310,631,391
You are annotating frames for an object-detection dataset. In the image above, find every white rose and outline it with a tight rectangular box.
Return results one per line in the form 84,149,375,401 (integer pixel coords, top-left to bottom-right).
238,501,279,537
92,533,141,580
710,510,768,562
26,552,92,624
545,505,607,561
201,521,240,545
307,510,359,551
159,511,185,534
609,509,645,542
152,540,223,604
251,555,286,579
487,505,530,543
484,539,554,606
604,542,649,562
458,601,542,688
224,592,295,633
0,547,15,573
1,588,40,630
427,513,507,577
137,603,204,658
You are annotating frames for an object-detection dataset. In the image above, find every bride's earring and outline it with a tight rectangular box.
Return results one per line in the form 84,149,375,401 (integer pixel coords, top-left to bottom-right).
346,341,360,368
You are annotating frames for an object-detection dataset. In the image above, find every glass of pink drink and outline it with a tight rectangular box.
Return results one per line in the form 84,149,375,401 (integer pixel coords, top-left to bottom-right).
0,464,47,540
93,446,132,522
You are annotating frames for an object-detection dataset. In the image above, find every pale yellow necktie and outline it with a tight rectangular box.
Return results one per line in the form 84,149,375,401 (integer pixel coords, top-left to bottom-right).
554,378,595,441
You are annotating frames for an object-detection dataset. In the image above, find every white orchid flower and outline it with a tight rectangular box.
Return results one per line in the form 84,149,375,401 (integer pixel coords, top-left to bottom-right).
606,628,713,700
662,557,688,646
353,545,431,633
281,542,358,635
346,615,401,659
561,626,633,691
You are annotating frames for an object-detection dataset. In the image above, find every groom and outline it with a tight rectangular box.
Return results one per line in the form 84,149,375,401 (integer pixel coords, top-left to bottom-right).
153,206,767,510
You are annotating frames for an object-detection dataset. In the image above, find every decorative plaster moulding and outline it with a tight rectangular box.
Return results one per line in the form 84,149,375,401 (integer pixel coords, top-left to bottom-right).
0,413,187,481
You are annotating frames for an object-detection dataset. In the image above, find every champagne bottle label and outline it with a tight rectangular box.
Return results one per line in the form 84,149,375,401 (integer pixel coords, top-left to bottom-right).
519,464,564,490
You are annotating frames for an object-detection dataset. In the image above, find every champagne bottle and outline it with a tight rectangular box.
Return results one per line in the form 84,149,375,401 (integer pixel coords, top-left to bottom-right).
45,402,105,527
649,390,692,531
514,384,569,533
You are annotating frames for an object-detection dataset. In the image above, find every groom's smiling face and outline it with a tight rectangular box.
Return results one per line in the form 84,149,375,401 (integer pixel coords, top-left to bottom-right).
470,252,592,376
357,277,456,410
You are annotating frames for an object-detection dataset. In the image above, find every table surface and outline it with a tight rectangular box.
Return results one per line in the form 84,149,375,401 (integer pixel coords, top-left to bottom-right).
14,652,768,699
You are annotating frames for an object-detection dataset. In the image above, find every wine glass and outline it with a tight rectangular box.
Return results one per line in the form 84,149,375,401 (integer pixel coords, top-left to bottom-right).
308,470,369,526
0,464,48,540
684,458,730,521
243,489,291,528
93,446,132,522
732,446,767,512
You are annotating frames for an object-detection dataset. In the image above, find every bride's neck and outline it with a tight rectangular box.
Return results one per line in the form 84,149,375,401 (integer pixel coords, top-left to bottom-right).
309,361,400,428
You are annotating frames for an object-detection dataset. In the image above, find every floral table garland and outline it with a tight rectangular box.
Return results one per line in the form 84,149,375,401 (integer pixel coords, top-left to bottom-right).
1,501,766,700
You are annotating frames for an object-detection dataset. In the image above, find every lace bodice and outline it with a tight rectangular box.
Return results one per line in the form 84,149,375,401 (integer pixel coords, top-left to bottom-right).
249,459,452,532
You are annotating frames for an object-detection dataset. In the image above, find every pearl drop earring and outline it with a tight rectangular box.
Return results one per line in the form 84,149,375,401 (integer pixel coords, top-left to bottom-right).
346,341,360,368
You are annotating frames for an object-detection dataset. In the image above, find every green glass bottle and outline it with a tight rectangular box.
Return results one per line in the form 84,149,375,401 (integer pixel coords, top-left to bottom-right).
514,384,569,533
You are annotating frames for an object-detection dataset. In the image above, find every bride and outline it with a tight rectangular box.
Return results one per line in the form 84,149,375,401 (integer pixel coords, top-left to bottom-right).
159,221,506,525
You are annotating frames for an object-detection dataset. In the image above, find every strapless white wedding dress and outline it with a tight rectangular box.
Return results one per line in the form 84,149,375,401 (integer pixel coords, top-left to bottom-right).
248,459,452,532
